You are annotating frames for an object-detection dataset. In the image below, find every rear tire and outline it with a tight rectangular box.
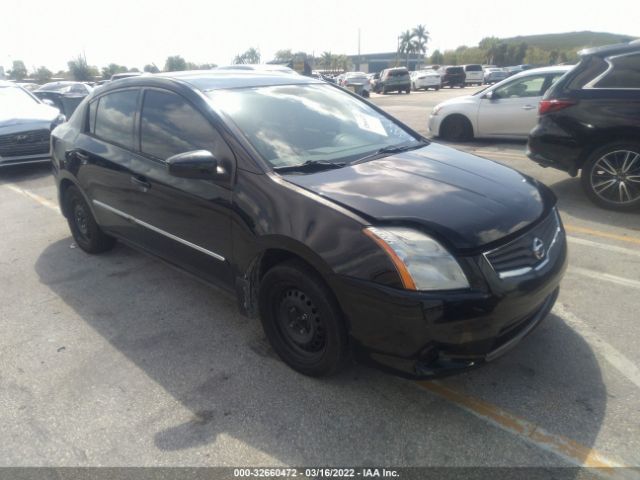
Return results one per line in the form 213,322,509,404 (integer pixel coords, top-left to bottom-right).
258,260,349,377
64,185,116,254
440,115,473,142
580,142,640,211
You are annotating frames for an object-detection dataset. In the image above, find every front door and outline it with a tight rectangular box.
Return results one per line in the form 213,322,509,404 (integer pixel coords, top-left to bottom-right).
122,88,235,290
477,73,561,137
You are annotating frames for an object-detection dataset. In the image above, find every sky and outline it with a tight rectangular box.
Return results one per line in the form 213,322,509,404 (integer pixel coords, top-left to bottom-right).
1,0,638,73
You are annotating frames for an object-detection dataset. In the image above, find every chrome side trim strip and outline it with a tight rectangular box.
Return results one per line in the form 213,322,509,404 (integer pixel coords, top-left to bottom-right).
92,199,226,262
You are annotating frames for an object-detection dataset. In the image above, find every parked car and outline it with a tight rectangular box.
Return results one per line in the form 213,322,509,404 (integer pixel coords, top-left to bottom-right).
0,81,65,167
463,64,484,86
410,70,442,90
528,41,640,211
374,67,411,94
51,71,567,378
34,81,92,118
505,64,535,77
215,64,298,75
429,65,573,141
483,67,508,84
438,66,466,88
340,71,371,97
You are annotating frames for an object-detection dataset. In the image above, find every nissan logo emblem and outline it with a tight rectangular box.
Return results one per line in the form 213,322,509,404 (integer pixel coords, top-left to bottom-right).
532,237,546,260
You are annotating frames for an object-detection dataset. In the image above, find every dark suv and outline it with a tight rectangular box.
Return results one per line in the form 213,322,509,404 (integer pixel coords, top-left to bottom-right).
438,66,466,88
528,41,640,210
375,67,411,94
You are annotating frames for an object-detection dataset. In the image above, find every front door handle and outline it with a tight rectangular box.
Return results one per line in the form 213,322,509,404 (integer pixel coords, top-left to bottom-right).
130,175,151,191
521,104,536,110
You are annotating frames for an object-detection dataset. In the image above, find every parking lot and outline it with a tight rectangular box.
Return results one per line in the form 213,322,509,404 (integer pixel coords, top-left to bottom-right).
1,85,639,473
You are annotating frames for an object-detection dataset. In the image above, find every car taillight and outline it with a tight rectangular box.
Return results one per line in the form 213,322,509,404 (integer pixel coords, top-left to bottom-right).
539,99,576,115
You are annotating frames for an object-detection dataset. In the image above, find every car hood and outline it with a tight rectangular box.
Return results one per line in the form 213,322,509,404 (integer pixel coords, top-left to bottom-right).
436,94,481,110
0,103,59,128
283,143,553,251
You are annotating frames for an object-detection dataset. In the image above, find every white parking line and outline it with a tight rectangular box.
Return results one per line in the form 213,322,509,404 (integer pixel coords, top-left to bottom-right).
554,302,640,390
568,236,640,257
569,266,640,290
5,183,59,211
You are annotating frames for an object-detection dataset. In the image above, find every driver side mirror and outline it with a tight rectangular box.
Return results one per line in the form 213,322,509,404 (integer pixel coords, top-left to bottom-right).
483,90,498,100
166,150,227,180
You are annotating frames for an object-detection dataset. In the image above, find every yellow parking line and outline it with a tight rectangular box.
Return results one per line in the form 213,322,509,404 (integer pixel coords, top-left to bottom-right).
418,381,630,474
565,225,640,246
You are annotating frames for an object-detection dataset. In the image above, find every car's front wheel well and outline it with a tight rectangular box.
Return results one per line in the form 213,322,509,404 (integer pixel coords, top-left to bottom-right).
58,179,75,217
440,114,474,141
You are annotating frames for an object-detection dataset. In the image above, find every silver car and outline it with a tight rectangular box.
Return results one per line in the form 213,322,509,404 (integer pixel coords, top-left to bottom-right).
0,82,65,167
428,66,573,141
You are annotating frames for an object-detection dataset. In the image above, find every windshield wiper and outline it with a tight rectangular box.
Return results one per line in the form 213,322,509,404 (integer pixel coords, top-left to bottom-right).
351,141,428,165
273,159,347,173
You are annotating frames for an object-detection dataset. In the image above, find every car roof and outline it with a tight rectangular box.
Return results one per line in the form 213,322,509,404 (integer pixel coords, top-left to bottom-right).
97,70,322,93
579,40,640,57
508,65,574,79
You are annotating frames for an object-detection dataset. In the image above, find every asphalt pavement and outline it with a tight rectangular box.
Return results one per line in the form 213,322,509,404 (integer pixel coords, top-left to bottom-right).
0,86,639,475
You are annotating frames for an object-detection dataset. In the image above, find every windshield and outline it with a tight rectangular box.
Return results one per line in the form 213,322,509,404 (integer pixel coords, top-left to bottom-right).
0,86,39,108
208,83,420,169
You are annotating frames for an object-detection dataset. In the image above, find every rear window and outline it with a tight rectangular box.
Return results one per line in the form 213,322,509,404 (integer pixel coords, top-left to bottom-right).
447,67,464,74
562,56,608,91
93,89,139,149
388,69,408,77
465,65,482,72
593,53,640,89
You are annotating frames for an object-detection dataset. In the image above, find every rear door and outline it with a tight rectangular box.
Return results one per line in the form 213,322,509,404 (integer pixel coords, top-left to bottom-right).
477,72,563,137
122,88,235,289
73,88,143,241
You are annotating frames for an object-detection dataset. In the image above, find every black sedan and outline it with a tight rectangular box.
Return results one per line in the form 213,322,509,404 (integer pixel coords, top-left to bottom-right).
51,71,567,378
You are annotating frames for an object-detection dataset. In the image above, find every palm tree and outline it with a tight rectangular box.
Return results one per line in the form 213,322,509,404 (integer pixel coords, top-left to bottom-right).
411,24,430,63
398,30,414,67
321,51,333,71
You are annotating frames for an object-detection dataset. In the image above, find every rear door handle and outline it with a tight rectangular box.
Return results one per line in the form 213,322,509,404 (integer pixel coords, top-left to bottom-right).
522,105,536,110
130,175,151,191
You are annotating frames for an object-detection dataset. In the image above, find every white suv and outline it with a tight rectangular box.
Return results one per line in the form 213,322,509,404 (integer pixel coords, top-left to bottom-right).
463,64,484,86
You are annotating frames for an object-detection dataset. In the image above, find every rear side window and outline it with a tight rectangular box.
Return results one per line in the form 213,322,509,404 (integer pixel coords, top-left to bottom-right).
594,53,640,89
94,90,139,149
140,89,222,161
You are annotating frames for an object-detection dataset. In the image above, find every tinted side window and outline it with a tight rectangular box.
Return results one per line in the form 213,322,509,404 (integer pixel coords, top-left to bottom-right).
94,90,138,149
141,90,220,161
88,100,97,133
495,75,547,98
594,53,640,89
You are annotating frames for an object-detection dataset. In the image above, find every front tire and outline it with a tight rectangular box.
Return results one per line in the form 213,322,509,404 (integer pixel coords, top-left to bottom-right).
580,142,640,211
64,185,116,254
440,115,473,142
258,260,349,377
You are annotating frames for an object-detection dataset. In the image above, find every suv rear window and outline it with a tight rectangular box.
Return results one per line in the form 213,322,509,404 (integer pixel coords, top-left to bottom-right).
593,53,640,89
447,67,464,74
388,69,408,77
465,65,482,72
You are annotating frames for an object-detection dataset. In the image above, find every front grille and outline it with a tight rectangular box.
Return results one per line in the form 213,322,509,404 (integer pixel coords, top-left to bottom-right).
485,210,561,278
0,129,50,158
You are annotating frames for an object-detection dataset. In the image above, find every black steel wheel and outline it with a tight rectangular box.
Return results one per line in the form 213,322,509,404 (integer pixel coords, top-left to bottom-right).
258,260,348,377
64,185,116,253
581,143,640,211
440,115,473,142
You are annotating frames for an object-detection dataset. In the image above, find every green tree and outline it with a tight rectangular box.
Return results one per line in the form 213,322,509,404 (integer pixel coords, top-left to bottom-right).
398,30,414,66
273,49,293,63
320,51,333,70
8,60,28,80
34,66,53,83
165,55,187,71
411,24,430,60
101,63,128,79
429,50,444,65
68,55,97,81
143,64,160,73
233,47,261,64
